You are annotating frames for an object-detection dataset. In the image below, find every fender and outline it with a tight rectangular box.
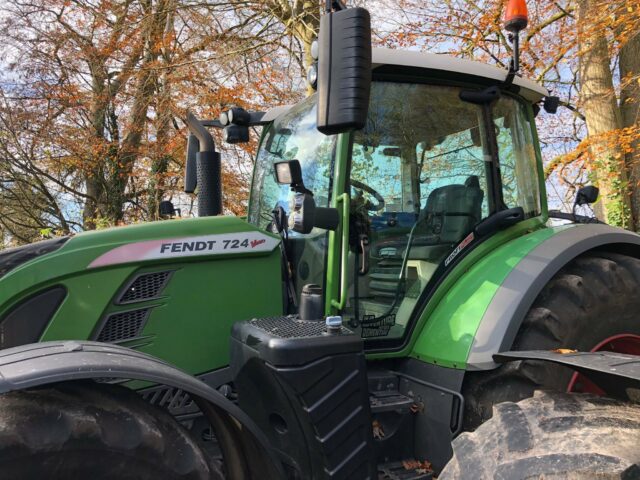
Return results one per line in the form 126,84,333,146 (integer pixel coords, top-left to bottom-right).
467,224,640,370
0,340,285,479
495,349,640,398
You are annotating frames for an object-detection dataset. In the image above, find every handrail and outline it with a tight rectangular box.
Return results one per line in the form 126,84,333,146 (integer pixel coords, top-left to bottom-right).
331,193,350,310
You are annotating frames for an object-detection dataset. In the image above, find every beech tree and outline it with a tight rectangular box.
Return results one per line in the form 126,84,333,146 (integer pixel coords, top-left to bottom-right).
0,0,312,243
380,0,640,229
2,0,640,247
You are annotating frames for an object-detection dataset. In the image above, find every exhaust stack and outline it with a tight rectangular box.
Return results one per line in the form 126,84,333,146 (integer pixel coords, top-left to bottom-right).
185,112,222,217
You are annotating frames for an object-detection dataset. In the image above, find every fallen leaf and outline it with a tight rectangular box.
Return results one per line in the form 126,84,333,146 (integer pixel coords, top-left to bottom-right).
372,420,385,440
551,348,578,354
403,459,433,472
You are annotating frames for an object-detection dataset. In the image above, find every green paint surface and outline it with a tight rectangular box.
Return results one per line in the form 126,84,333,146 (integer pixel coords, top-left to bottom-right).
408,223,563,368
366,219,568,364
0,215,283,374
326,133,351,315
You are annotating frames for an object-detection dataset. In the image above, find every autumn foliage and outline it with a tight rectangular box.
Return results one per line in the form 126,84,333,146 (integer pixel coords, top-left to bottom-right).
0,0,639,246
377,0,640,228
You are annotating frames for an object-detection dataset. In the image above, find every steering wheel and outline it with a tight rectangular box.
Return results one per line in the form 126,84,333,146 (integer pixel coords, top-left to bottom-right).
351,179,385,212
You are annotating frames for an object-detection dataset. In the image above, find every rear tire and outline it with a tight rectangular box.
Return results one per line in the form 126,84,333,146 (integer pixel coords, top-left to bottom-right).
463,251,640,429
441,391,640,479
0,381,218,479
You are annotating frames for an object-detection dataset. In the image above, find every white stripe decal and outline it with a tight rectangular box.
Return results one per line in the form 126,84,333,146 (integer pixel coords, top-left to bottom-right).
88,231,280,268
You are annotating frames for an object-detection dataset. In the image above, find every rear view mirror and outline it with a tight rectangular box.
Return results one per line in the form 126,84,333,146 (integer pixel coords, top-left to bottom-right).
316,7,372,135
159,200,181,219
576,186,599,206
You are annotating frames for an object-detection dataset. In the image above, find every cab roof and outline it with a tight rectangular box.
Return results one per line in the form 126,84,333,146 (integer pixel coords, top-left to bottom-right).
372,48,548,103
263,48,549,121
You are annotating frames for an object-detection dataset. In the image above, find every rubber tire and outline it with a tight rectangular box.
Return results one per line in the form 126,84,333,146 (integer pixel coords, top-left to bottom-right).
0,381,219,479
441,391,640,479
463,251,640,429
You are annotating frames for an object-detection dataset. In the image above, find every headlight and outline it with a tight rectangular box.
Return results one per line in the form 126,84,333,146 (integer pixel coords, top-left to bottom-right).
307,64,318,90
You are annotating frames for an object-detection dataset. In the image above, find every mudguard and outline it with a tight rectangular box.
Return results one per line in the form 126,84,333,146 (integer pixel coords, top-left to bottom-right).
495,349,640,398
0,340,285,478
467,224,640,370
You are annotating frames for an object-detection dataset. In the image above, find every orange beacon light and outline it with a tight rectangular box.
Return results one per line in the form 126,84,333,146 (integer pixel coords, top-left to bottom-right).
504,0,528,33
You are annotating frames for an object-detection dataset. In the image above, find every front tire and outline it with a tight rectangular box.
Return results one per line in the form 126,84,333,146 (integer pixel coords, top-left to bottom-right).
441,391,640,479
0,381,217,479
463,251,640,428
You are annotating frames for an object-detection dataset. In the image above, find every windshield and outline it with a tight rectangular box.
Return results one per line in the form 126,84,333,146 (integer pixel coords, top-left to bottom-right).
248,95,336,301
344,81,541,341
249,95,336,228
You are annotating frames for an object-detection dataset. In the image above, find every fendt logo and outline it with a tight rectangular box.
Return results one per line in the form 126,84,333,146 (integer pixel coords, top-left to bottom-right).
160,241,217,253
444,232,475,267
88,232,280,268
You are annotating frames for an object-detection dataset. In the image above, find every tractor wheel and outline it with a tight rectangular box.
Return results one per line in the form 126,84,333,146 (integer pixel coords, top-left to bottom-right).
440,391,640,479
0,381,218,479
463,251,640,429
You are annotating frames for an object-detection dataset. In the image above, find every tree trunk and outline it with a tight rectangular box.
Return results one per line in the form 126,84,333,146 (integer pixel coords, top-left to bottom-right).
148,3,176,220
83,67,109,230
577,0,633,229
620,28,640,229
268,0,320,96
107,0,169,224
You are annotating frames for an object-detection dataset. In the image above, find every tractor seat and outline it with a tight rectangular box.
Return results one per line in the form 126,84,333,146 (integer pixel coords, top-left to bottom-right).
367,177,484,300
409,176,484,261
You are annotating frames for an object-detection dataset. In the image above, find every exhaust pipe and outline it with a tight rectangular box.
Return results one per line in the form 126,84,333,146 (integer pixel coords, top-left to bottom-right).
185,112,222,217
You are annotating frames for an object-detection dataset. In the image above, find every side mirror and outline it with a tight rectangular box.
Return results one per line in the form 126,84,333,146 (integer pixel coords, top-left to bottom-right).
576,186,599,206
159,200,181,219
316,7,372,135
543,96,560,114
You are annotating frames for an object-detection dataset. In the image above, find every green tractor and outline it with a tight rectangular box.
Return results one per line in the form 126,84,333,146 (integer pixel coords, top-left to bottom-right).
1,2,640,478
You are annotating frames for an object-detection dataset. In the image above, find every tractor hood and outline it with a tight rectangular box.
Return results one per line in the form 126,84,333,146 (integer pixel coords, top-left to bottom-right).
0,216,280,308
0,237,70,281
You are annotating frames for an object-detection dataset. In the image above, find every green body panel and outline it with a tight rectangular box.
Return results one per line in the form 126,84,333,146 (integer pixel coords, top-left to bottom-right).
365,219,567,364
0,216,283,374
408,222,569,368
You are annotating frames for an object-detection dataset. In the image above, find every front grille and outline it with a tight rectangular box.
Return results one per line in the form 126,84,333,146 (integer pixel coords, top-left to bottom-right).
96,308,150,343
117,271,172,304
249,316,352,339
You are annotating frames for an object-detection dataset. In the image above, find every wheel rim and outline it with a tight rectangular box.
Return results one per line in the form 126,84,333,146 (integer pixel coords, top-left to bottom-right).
567,333,640,394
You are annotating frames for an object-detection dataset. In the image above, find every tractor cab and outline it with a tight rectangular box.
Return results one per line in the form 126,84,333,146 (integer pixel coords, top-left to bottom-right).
247,48,547,346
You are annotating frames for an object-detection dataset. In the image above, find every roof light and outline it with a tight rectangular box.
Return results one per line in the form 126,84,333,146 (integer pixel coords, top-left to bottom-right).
504,0,528,33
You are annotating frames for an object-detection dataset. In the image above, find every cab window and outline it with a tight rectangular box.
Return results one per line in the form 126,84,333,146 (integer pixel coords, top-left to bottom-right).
343,81,539,341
